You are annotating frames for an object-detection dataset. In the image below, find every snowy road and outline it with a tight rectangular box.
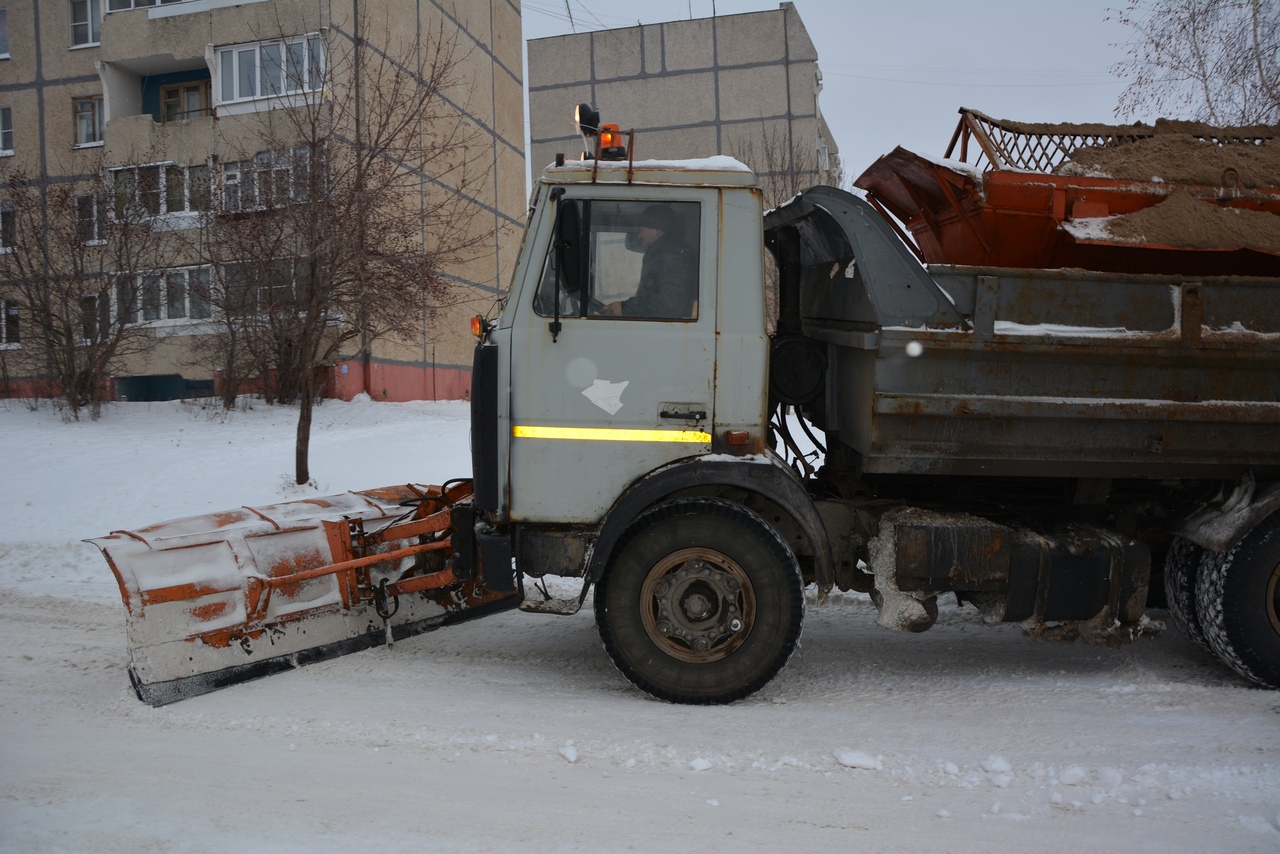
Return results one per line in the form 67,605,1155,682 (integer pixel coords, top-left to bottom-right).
2,400,1278,852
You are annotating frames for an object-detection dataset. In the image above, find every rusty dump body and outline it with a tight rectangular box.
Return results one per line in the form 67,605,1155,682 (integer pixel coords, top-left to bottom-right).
87,482,518,705
766,186,1280,484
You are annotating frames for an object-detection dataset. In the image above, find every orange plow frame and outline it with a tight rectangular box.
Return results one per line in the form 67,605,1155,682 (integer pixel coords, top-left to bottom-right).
87,482,519,705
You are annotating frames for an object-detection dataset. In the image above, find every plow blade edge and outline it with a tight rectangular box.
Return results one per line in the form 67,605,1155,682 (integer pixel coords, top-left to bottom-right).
86,483,518,705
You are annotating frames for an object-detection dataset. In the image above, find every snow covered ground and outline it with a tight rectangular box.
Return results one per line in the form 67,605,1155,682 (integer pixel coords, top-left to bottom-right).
2,397,1278,852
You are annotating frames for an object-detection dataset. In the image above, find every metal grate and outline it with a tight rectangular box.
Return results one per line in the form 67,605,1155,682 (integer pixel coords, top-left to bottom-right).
944,107,1275,173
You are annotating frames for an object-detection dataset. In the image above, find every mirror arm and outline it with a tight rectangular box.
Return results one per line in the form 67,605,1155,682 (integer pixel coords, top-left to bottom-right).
549,188,565,342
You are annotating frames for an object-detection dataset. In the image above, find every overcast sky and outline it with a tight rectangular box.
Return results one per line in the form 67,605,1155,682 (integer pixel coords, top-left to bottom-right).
521,0,1147,183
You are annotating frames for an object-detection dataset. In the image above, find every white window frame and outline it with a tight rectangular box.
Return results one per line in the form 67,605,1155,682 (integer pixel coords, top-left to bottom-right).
75,193,108,244
0,106,13,155
111,161,210,225
216,34,324,114
217,259,300,317
116,264,213,328
220,147,312,213
73,95,104,147
107,0,188,10
70,0,102,48
1,9,11,60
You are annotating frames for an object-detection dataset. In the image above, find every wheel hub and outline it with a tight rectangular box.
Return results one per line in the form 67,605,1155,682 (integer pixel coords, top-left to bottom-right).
641,549,755,663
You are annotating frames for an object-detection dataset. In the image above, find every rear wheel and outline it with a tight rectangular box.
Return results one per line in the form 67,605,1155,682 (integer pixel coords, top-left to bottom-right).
1195,514,1280,688
1163,536,1214,657
594,498,804,704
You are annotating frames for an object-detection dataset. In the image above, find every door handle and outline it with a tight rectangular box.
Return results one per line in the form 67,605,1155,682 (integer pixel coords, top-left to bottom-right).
660,409,707,421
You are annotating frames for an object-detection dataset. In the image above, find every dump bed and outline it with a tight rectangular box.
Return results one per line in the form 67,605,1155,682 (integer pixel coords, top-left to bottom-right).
765,186,1280,480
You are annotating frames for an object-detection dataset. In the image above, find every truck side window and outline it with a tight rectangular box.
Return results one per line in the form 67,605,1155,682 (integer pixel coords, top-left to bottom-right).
533,199,700,321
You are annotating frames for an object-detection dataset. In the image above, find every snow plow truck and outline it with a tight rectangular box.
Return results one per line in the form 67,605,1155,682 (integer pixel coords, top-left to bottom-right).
90,107,1280,706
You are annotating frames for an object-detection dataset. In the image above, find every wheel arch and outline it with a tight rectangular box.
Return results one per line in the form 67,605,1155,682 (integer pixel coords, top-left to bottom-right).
1174,477,1280,553
587,455,834,591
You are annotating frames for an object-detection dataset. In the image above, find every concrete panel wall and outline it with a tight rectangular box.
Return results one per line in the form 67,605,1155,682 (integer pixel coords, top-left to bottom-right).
528,2,839,199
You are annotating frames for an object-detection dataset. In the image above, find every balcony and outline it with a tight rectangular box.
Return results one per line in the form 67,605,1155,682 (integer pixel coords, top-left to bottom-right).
103,110,215,170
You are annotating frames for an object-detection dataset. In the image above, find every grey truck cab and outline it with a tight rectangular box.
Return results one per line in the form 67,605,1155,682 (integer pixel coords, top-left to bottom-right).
469,151,831,703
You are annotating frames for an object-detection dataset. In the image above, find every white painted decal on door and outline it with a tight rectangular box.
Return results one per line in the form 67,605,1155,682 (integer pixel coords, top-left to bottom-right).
582,379,629,415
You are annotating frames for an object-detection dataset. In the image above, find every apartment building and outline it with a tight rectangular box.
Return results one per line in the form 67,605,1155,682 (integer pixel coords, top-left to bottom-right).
0,0,524,403
527,2,839,205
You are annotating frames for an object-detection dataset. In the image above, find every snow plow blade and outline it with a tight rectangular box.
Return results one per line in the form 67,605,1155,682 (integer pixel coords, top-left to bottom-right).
86,482,518,706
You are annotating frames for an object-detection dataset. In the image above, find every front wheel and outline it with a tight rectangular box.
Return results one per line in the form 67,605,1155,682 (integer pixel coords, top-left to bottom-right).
1195,513,1280,688
594,498,804,704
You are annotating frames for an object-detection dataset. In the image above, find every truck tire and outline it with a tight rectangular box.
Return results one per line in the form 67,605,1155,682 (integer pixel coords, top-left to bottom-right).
594,498,804,704
1195,513,1280,689
1163,537,1215,657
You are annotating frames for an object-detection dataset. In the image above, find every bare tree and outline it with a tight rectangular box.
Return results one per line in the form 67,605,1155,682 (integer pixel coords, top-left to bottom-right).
198,11,493,484
730,122,842,334
0,161,167,420
1112,0,1280,124
729,121,842,213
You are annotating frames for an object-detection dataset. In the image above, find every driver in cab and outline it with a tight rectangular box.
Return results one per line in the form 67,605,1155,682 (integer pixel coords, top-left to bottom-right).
601,205,697,319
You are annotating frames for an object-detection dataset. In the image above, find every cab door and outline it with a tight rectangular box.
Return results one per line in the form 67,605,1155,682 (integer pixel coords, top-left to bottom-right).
505,186,719,523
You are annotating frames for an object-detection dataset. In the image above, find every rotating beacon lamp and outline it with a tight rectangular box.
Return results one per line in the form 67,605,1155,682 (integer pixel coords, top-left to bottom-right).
574,103,628,161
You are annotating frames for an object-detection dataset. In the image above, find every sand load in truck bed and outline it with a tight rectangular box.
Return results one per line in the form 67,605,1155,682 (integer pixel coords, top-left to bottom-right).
854,108,1280,275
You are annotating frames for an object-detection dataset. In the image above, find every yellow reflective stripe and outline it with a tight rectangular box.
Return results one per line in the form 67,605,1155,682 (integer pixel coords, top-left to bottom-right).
513,425,711,443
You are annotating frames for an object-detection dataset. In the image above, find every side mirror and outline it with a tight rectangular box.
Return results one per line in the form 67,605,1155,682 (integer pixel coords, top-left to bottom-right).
555,201,582,294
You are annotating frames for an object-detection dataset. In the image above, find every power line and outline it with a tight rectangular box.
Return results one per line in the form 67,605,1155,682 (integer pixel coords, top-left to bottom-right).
823,69,1119,89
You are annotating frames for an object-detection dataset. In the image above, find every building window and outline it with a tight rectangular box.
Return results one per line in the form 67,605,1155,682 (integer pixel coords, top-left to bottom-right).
117,265,212,325
2,299,18,346
0,106,12,154
219,260,297,315
76,194,108,244
221,148,313,212
79,293,109,343
1,9,10,59
160,80,211,123
74,96,104,146
108,0,188,9
217,35,324,104
111,163,210,220
70,0,102,48
0,203,14,253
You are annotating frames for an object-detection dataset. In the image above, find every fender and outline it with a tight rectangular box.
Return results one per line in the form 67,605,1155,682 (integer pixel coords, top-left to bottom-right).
586,452,835,591
1174,476,1280,554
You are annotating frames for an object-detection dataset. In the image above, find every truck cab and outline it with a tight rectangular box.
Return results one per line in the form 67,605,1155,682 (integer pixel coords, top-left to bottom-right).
489,158,769,523
466,153,833,703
